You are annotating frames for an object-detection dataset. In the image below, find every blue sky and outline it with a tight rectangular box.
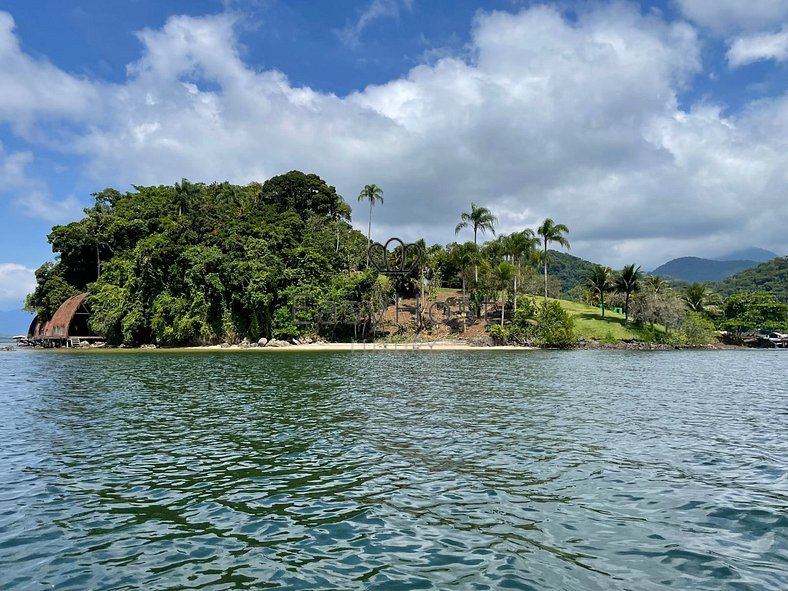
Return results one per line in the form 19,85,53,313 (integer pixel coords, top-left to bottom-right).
1,0,788,311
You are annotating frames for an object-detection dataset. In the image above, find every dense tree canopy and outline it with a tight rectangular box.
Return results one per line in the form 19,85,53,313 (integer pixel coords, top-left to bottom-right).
721,292,788,334
716,257,788,303
26,172,369,345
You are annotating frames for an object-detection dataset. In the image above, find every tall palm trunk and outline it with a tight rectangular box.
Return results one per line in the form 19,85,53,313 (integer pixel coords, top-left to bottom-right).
473,228,478,283
366,200,372,266
543,240,548,301
624,293,630,321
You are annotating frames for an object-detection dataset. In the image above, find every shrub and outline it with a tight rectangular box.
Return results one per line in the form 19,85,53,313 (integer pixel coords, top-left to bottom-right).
680,312,717,346
510,298,574,347
488,323,510,345
535,300,575,347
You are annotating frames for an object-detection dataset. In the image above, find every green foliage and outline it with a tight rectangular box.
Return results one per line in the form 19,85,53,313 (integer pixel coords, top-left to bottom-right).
508,297,575,347
272,305,301,341
515,296,538,320
88,283,131,345
586,265,614,317
721,292,788,334
535,300,576,347
358,183,384,265
537,218,570,299
262,171,347,221
487,323,509,345
546,251,595,297
25,263,80,321
615,264,642,320
715,256,788,303
448,241,481,295
29,171,370,346
683,282,710,312
677,312,718,346
29,167,782,349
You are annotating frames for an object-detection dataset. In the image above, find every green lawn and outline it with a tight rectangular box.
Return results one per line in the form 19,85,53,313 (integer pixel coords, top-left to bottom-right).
436,290,663,342
550,297,664,341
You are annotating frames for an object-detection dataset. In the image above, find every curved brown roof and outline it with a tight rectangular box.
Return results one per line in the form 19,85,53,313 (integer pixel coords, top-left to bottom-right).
27,315,48,338
44,292,90,339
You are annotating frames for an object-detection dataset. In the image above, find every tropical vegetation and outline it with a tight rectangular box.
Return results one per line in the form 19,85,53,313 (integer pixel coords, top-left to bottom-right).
358,183,384,265
536,218,570,300
25,170,787,347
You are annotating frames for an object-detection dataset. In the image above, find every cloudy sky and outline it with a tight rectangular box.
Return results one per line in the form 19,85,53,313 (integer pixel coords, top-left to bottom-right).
1,0,787,310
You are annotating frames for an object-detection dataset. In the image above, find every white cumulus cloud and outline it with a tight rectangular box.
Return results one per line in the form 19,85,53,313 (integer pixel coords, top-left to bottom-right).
0,12,98,133
1,5,788,269
676,0,788,34
0,263,36,310
728,26,788,66
0,143,83,222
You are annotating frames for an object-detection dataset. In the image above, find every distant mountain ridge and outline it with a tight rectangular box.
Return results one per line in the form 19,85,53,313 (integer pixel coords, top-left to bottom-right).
651,256,762,283
651,246,781,283
715,247,778,263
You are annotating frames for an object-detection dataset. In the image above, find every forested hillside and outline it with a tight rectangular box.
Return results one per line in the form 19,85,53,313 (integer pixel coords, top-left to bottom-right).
545,251,597,295
716,257,788,303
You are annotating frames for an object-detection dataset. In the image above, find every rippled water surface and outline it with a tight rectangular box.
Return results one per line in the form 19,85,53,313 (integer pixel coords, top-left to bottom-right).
1,348,787,590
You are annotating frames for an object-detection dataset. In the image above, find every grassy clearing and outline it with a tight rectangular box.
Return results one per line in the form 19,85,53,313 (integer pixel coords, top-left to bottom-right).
436,287,462,297
434,290,663,342
548,297,664,341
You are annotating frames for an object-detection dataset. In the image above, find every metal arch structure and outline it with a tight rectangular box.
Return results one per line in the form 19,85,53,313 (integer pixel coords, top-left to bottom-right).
292,236,480,334
367,238,424,276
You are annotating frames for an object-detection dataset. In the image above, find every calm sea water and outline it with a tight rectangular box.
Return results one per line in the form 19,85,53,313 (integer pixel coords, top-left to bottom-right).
0,348,786,590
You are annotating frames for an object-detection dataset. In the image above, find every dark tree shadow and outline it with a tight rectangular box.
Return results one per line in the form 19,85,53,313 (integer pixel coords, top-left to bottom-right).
577,312,629,328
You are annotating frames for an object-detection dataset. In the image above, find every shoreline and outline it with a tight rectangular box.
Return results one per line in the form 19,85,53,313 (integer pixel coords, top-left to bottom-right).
173,340,534,352
9,338,754,352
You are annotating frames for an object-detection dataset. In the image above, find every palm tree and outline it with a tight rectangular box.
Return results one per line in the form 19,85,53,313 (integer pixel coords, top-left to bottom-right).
449,242,480,301
503,230,538,312
174,178,204,217
643,274,669,295
683,283,710,313
358,184,384,265
455,203,497,281
536,218,570,301
455,203,497,244
615,264,642,321
587,265,614,317
494,261,515,324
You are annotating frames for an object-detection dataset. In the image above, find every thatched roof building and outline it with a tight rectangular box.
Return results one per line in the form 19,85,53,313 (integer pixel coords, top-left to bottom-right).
28,316,48,338
44,293,93,339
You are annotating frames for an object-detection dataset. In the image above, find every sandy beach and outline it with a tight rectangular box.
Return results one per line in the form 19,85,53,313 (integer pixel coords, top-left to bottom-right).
189,340,534,352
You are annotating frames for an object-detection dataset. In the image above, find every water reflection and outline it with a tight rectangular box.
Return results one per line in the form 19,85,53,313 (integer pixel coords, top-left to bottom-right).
0,349,786,589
